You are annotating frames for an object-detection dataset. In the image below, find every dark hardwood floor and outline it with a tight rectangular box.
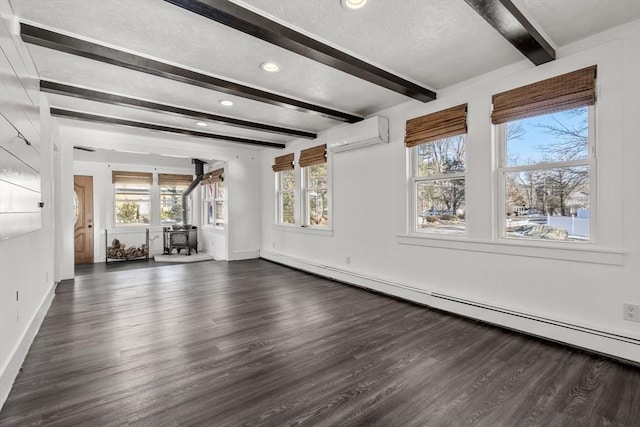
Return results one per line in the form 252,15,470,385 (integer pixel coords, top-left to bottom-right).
1,259,639,426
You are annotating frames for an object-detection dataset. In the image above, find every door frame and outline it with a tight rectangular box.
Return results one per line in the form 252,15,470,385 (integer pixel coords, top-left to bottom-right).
74,175,94,264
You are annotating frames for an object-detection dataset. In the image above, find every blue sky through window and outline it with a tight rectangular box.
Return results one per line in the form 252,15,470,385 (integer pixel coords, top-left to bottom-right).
506,107,588,166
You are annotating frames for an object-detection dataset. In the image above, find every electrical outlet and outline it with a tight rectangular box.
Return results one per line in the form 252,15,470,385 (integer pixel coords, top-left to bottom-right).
346,256,351,265
623,303,640,322
272,241,276,249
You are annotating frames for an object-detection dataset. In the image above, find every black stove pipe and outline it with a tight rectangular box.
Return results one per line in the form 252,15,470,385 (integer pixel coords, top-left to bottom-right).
182,159,205,224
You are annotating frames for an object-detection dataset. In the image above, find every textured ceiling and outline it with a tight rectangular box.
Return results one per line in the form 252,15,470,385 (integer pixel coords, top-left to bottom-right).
7,0,640,156
514,0,640,46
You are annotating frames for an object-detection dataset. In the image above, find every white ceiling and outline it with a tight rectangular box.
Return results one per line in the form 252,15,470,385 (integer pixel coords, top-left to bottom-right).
8,0,640,157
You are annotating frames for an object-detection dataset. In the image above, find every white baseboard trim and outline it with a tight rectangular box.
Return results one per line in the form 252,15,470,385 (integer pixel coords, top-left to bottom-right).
229,249,260,261
260,249,640,364
0,281,56,411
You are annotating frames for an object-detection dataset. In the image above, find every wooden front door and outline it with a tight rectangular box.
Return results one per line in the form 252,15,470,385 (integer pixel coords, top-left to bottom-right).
74,175,94,264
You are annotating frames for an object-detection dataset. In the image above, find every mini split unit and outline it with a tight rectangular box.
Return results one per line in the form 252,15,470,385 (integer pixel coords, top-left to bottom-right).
327,116,389,152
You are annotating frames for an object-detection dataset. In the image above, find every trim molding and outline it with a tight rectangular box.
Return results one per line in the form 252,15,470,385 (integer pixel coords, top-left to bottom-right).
396,234,625,266
260,249,640,364
229,249,260,261
0,281,56,411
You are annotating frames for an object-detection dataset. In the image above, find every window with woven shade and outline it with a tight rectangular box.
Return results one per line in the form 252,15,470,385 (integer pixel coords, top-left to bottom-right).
158,174,193,226
112,171,152,226
300,144,329,227
201,168,224,185
273,153,295,225
406,104,467,235
495,66,596,242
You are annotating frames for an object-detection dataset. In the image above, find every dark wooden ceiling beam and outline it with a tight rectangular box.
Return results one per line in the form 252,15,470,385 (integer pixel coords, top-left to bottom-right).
50,108,286,148
41,80,316,139
464,0,555,65
163,0,437,102
21,23,360,123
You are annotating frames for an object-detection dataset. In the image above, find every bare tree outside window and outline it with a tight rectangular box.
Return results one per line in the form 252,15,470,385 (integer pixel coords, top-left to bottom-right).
503,107,591,241
414,135,466,234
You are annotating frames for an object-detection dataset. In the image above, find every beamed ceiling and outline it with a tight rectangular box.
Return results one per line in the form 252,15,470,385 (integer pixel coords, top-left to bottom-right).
8,0,640,150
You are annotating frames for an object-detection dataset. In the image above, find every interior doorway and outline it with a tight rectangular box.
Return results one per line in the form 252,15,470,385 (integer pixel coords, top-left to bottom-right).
74,175,94,264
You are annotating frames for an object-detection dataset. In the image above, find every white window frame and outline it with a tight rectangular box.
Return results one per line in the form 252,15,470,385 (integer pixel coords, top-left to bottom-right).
113,182,151,227
203,181,225,229
301,162,330,229
275,169,295,226
496,105,596,243
213,181,225,229
410,136,467,235
159,183,188,227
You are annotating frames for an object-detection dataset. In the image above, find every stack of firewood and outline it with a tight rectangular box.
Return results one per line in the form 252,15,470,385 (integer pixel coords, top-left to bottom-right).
107,239,149,259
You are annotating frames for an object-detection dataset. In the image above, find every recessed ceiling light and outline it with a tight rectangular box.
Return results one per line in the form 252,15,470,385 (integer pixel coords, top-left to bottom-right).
260,61,280,72
195,121,207,127
341,0,367,10
219,99,234,107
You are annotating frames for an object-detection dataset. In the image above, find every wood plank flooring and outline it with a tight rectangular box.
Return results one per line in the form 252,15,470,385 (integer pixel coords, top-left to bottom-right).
1,259,639,426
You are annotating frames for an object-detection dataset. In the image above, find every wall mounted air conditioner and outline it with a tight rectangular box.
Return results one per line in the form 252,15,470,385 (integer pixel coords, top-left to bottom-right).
327,116,389,153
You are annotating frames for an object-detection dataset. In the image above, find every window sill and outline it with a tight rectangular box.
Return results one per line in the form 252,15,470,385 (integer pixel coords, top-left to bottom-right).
397,233,625,266
202,225,225,233
272,224,333,237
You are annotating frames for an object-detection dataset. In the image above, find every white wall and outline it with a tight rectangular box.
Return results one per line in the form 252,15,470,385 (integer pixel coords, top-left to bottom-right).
0,1,56,409
260,23,640,362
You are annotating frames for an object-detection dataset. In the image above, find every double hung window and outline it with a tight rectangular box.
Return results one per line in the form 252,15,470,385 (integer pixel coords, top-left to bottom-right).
158,173,193,226
112,171,152,226
273,153,295,225
299,144,328,227
202,168,225,229
406,104,467,235
493,66,596,242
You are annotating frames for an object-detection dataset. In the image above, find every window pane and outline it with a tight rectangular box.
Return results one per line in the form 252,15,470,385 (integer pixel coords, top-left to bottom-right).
306,164,327,187
416,135,466,177
160,184,187,226
280,170,295,192
115,183,150,225
506,107,588,167
505,166,589,241
307,189,328,225
216,181,225,199
281,191,295,224
303,163,328,227
203,184,213,225
215,200,224,227
416,179,465,234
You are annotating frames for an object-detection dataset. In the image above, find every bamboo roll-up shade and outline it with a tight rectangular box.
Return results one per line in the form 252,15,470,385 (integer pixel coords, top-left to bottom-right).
200,168,224,185
112,171,153,185
272,153,294,172
404,104,467,148
299,144,326,168
158,173,194,187
491,65,596,124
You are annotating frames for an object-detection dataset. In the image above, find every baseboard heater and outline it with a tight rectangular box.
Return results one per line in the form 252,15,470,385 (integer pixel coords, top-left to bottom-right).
431,292,640,346
261,251,640,358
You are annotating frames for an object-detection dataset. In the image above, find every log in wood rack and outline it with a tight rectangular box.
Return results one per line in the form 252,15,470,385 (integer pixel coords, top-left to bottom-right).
105,228,150,264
